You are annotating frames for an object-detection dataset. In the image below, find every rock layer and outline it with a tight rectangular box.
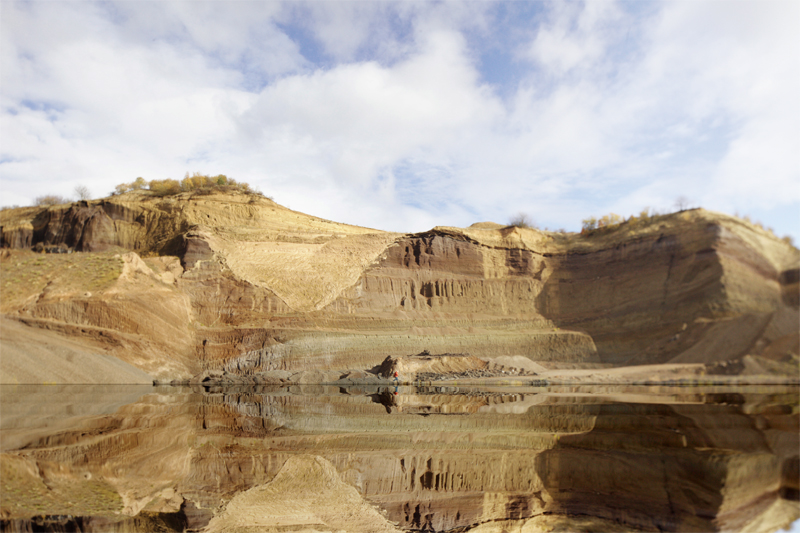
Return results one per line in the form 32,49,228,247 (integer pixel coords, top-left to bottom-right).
1,192,797,382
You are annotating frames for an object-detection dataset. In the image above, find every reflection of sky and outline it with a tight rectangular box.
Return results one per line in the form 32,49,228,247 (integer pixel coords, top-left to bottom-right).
1,1,797,241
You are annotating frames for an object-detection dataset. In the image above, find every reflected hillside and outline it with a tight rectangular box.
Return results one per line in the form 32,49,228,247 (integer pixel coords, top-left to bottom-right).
1,385,798,532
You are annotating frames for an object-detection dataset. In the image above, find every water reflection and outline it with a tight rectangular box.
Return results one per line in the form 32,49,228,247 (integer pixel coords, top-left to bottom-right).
1,384,797,532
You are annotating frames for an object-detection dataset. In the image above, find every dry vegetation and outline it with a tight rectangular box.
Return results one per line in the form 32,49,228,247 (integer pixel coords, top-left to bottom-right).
34,195,71,206
508,212,536,229
581,209,662,234
0,250,123,310
113,172,260,197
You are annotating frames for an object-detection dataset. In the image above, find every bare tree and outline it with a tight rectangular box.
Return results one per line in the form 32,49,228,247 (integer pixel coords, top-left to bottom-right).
674,195,691,212
74,185,91,201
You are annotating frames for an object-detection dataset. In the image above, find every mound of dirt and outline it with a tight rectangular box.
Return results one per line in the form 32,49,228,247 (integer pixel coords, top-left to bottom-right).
468,221,504,229
376,351,487,378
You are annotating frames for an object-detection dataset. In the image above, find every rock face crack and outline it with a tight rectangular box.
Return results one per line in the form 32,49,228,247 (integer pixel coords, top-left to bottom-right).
33,280,53,305
662,252,677,312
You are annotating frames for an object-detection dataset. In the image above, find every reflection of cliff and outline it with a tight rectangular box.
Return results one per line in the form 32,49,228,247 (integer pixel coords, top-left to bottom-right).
2,193,798,382
1,386,797,532
536,402,800,532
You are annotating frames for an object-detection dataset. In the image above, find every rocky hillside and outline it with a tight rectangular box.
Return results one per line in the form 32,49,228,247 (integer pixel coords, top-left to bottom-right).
1,191,797,382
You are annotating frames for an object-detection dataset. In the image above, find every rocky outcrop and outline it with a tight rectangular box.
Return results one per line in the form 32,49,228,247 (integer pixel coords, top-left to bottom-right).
1,193,797,382
1,200,180,254
537,217,799,366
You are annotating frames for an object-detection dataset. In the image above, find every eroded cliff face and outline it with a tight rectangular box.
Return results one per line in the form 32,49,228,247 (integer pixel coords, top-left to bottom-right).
537,215,799,366
0,250,195,381
1,192,797,382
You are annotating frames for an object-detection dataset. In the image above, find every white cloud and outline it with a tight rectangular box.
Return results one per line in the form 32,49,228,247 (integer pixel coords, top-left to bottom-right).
283,2,400,62
525,0,624,77
623,0,800,218
234,28,501,194
0,0,797,240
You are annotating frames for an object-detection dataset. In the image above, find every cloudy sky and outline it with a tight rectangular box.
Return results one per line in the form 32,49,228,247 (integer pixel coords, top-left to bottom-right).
1,1,798,239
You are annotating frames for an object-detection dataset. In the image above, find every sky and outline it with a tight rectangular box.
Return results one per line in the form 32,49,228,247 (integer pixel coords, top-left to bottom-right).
1,0,798,240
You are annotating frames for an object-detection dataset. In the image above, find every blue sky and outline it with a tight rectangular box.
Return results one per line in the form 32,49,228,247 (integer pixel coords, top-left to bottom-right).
1,1,798,241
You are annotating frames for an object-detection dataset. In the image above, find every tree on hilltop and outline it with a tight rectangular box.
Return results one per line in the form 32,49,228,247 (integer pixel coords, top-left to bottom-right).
674,196,691,212
508,212,535,229
75,185,91,200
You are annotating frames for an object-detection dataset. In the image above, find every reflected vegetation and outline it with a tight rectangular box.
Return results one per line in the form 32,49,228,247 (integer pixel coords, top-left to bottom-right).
1,384,798,532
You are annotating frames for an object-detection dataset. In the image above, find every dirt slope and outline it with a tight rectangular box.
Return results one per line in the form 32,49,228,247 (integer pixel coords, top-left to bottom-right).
0,318,153,385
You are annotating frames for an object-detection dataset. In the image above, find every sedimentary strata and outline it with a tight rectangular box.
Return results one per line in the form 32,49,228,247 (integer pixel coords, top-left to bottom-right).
1,191,797,383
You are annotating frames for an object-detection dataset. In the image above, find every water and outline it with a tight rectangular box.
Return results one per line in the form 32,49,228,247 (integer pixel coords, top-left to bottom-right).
1,384,798,532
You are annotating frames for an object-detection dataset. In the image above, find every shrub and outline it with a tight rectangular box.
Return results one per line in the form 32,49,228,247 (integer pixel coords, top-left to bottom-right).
111,172,257,198
581,213,625,234
180,172,236,192
149,179,181,196
180,174,201,191
35,195,70,206
597,213,623,228
178,172,254,194
508,212,534,229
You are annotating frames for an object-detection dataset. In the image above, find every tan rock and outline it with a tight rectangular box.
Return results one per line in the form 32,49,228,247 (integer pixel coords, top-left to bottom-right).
0,194,797,383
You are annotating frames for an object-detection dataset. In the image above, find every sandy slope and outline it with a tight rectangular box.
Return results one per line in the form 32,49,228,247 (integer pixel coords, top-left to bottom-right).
0,318,153,384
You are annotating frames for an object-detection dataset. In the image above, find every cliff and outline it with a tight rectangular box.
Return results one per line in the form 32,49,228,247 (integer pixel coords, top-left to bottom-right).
1,191,797,382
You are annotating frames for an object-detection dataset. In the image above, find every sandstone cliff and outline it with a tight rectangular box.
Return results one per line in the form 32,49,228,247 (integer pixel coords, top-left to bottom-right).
1,191,797,382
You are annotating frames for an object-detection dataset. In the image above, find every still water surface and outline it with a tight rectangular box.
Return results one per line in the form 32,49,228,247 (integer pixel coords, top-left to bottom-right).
1,384,798,532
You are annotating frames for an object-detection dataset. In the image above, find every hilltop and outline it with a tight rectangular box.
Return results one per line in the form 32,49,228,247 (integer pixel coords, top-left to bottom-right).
0,190,797,384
